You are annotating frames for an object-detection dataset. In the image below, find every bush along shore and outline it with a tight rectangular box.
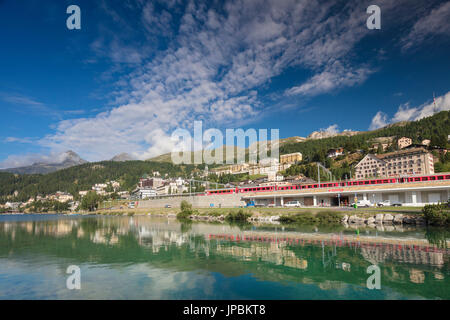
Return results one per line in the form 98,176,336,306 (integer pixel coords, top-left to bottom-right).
172,201,450,227
71,201,450,228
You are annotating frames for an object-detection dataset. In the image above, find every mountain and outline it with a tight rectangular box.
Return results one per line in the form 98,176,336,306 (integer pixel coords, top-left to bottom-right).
147,145,248,163
148,137,306,163
1,150,88,174
110,153,135,162
307,130,361,140
151,111,449,165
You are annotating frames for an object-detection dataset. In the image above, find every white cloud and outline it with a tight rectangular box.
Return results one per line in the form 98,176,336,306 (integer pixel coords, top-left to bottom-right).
393,92,450,121
46,0,388,161
369,111,389,130
4,137,35,144
323,124,339,135
0,151,63,169
369,91,450,130
402,2,450,50
286,63,373,96
4,0,434,163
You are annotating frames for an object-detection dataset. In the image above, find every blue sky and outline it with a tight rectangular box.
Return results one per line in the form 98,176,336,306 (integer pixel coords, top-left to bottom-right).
0,0,449,167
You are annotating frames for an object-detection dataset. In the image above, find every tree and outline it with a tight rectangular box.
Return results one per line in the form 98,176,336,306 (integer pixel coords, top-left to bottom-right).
431,134,448,149
53,201,70,212
105,183,114,192
80,191,101,211
376,144,383,155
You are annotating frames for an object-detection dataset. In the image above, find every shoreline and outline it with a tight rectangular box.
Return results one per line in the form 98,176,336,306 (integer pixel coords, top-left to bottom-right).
2,208,447,229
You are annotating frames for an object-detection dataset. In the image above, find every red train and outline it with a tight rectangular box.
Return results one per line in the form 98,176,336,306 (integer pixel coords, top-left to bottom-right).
205,173,450,195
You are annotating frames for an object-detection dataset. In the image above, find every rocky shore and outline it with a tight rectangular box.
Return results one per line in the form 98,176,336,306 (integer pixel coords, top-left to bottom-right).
160,211,430,228
342,213,426,226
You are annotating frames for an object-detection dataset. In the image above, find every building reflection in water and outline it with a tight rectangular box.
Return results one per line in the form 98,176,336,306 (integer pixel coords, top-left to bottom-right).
1,216,448,289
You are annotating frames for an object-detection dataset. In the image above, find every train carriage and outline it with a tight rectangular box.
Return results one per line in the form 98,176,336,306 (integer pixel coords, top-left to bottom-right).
204,173,450,196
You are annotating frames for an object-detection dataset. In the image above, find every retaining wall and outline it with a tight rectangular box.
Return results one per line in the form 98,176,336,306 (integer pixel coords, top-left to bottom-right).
137,193,245,208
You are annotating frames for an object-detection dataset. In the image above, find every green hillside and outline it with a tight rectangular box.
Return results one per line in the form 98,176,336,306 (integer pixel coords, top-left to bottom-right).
0,161,207,204
280,111,450,161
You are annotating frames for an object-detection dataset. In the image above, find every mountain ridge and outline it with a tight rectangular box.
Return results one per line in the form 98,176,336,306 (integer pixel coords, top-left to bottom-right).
110,153,135,162
1,150,88,174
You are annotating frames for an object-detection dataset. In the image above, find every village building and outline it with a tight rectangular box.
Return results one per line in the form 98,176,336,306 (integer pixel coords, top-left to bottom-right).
355,148,435,179
327,147,344,158
136,188,157,199
280,152,302,164
397,137,413,149
139,174,164,188
55,192,74,202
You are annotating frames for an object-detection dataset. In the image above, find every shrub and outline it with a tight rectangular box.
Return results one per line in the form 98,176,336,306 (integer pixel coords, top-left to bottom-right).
280,211,343,225
177,200,197,219
293,212,317,223
422,203,450,226
225,209,251,221
316,211,343,223
180,200,192,213
177,211,191,219
279,215,297,223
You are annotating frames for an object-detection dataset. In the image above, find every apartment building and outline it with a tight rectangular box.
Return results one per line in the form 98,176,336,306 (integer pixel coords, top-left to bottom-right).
212,157,294,177
211,163,250,176
139,175,164,188
137,188,157,199
355,148,434,179
280,152,302,164
397,137,412,149
354,154,385,178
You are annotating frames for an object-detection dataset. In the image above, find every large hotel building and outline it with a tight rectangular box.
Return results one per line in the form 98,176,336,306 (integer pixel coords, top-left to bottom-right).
355,148,434,179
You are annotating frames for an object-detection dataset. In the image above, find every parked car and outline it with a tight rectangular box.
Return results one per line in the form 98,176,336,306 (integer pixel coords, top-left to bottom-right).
267,203,276,207
350,200,374,207
164,204,172,208
377,200,402,207
284,200,301,207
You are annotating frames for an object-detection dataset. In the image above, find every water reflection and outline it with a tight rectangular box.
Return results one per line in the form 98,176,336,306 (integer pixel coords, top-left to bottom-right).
0,215,448,299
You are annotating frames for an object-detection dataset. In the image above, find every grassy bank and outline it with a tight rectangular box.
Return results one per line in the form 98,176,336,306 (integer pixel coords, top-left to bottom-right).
93,205,423,216
279,211,344,225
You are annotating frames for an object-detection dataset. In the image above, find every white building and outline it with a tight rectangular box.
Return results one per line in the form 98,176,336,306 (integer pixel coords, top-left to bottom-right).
5,202,21,209
397,137,412,149
92,184,108,192
137,188,157,199
56,192,74,202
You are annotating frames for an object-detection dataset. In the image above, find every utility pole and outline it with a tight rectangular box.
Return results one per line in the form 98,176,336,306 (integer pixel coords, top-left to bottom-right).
317,163,320,185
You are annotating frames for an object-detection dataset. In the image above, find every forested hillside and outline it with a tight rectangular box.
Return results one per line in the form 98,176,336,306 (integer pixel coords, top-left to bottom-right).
280,111,450,162
0,161,207,203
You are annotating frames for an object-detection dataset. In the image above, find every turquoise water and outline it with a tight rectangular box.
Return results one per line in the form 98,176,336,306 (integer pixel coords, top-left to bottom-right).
0,214,448,299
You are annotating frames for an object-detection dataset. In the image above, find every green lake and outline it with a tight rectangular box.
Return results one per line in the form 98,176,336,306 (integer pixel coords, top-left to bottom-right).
0,214,448,299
